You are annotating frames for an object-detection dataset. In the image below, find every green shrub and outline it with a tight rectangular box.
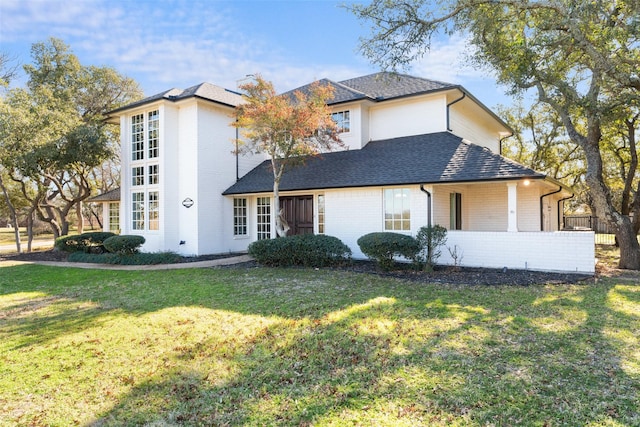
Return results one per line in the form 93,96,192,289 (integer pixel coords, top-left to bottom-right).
248,234,352,267
54,231,117,253
357,232,420,271
416,225,448,271
103,235,146,254
68,251,181,265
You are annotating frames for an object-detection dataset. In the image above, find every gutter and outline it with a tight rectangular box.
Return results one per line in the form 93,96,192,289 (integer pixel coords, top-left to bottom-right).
540,185,563,231
557,194,574,230
420,185,432,227
446,91,466,132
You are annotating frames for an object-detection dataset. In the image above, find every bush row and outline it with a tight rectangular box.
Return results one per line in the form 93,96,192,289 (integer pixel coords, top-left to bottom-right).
55,232,146,255
68,251,181,265
54,231,117,253
248,234,352,267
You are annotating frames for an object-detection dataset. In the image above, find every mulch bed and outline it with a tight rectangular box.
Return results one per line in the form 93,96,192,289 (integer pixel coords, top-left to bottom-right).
1,249,592,286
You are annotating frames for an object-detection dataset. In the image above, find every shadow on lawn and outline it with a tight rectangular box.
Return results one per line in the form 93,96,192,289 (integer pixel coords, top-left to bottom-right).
1,264,638,425
89,279,639,425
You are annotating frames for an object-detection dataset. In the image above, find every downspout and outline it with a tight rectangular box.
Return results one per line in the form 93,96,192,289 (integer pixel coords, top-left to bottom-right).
235,119,239,181
446,91,466,132
498,134,512,156
557,194,574,230
420,185,432,227
539,185,562,231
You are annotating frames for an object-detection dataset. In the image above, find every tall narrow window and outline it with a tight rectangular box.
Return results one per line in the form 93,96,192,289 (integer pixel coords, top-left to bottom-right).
148,110,159,158
233,198,247,236
132,192,145,230
108,202,120,232
131,114,144,161
257,197,271,240
331,111,350,133
148,191,159,231
132,166,144,186
384,188,411,231
148,164,159,185
450,193,462,230
318,194,325,234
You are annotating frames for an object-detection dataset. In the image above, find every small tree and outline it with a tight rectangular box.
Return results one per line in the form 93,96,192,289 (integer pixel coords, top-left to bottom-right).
233,75,343,237
416,225,447,272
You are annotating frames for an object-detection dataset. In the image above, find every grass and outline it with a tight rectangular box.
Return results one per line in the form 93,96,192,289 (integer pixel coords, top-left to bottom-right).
0,256,639,425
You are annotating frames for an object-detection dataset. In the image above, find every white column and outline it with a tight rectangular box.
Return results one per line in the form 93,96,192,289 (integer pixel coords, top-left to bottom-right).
507,182,518,232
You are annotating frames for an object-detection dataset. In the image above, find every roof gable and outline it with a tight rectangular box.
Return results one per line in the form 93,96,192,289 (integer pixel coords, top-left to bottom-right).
223,132,545,195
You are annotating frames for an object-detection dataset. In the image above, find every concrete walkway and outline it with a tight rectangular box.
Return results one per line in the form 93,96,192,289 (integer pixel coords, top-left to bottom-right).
0,254,253,270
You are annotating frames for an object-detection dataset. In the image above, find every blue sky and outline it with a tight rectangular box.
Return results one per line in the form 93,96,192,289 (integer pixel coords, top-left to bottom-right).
1,0,514,108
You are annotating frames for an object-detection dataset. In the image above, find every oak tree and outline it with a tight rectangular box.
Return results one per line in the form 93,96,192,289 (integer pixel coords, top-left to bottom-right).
350,0,640,268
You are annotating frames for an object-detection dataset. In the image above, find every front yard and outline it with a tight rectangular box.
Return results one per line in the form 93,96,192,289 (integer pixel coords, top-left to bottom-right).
0,261,638,426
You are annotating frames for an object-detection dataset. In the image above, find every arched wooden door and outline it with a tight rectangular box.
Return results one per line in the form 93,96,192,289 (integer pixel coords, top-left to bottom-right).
280,196,314,235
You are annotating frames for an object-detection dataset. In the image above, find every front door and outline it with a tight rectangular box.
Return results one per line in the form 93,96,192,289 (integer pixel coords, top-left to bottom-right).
280,196,314,235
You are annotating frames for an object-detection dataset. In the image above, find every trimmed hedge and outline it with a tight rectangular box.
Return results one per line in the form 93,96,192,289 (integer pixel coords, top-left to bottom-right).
357,232,420,271
68,251,181,265
103,235,146,255
248,234,352,267
54,231,117,253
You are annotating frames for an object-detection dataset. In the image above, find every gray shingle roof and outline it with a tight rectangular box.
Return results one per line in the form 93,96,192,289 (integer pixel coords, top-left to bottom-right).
89,187,120,202
222,132,545,195
107,82,243,115
283,72,457,105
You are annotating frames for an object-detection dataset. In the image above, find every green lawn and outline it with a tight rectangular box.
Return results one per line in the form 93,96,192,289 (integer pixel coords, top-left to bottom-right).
0,264,638,426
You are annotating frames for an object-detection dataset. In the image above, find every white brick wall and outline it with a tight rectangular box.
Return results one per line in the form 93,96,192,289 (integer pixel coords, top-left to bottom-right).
440,230,595,273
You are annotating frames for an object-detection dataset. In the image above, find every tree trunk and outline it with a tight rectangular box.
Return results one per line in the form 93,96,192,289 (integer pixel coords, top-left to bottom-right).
0,174,21,253
616,218,640,269
76,201,84,234
26,213,33,253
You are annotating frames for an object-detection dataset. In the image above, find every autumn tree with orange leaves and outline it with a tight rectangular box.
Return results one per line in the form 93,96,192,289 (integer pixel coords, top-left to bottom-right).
233,75,343,237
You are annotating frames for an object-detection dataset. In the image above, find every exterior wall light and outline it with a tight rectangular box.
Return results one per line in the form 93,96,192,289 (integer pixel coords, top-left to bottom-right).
182,198,194,208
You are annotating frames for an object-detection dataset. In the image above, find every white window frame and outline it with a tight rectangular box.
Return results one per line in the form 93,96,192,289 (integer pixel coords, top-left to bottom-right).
331,110,350,133
132,166,144,186
132,192,145,231
108,202,120,232
317,194,325,234
148,110,159,159
148,164,159,186
233,198,248,237
256,197,271,240
131,113,144,161
384,188,411,232
148,191,159,231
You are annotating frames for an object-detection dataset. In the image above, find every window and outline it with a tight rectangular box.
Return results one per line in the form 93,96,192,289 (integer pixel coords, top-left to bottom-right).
331,111,350,133
233,198,247,236
148,110,159,158
318,194,325,234
108,202,120,232
131,114,144,161
132,192,145,230
450,193,462,230
132,166,144,186
384,188,410,231
148,164,159,185
257,197,271,240
148,191,159,231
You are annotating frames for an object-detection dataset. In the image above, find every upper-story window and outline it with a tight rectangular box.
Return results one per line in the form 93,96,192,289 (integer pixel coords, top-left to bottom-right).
331,111,350,133
131,110,159,161
148,110,159,158
132,166,144,186
131,114,144,161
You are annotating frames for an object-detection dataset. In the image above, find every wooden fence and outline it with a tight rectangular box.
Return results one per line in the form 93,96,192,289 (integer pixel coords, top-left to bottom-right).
563,215,617,245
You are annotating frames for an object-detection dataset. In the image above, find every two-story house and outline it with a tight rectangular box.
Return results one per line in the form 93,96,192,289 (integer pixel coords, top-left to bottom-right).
101,72,594,273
